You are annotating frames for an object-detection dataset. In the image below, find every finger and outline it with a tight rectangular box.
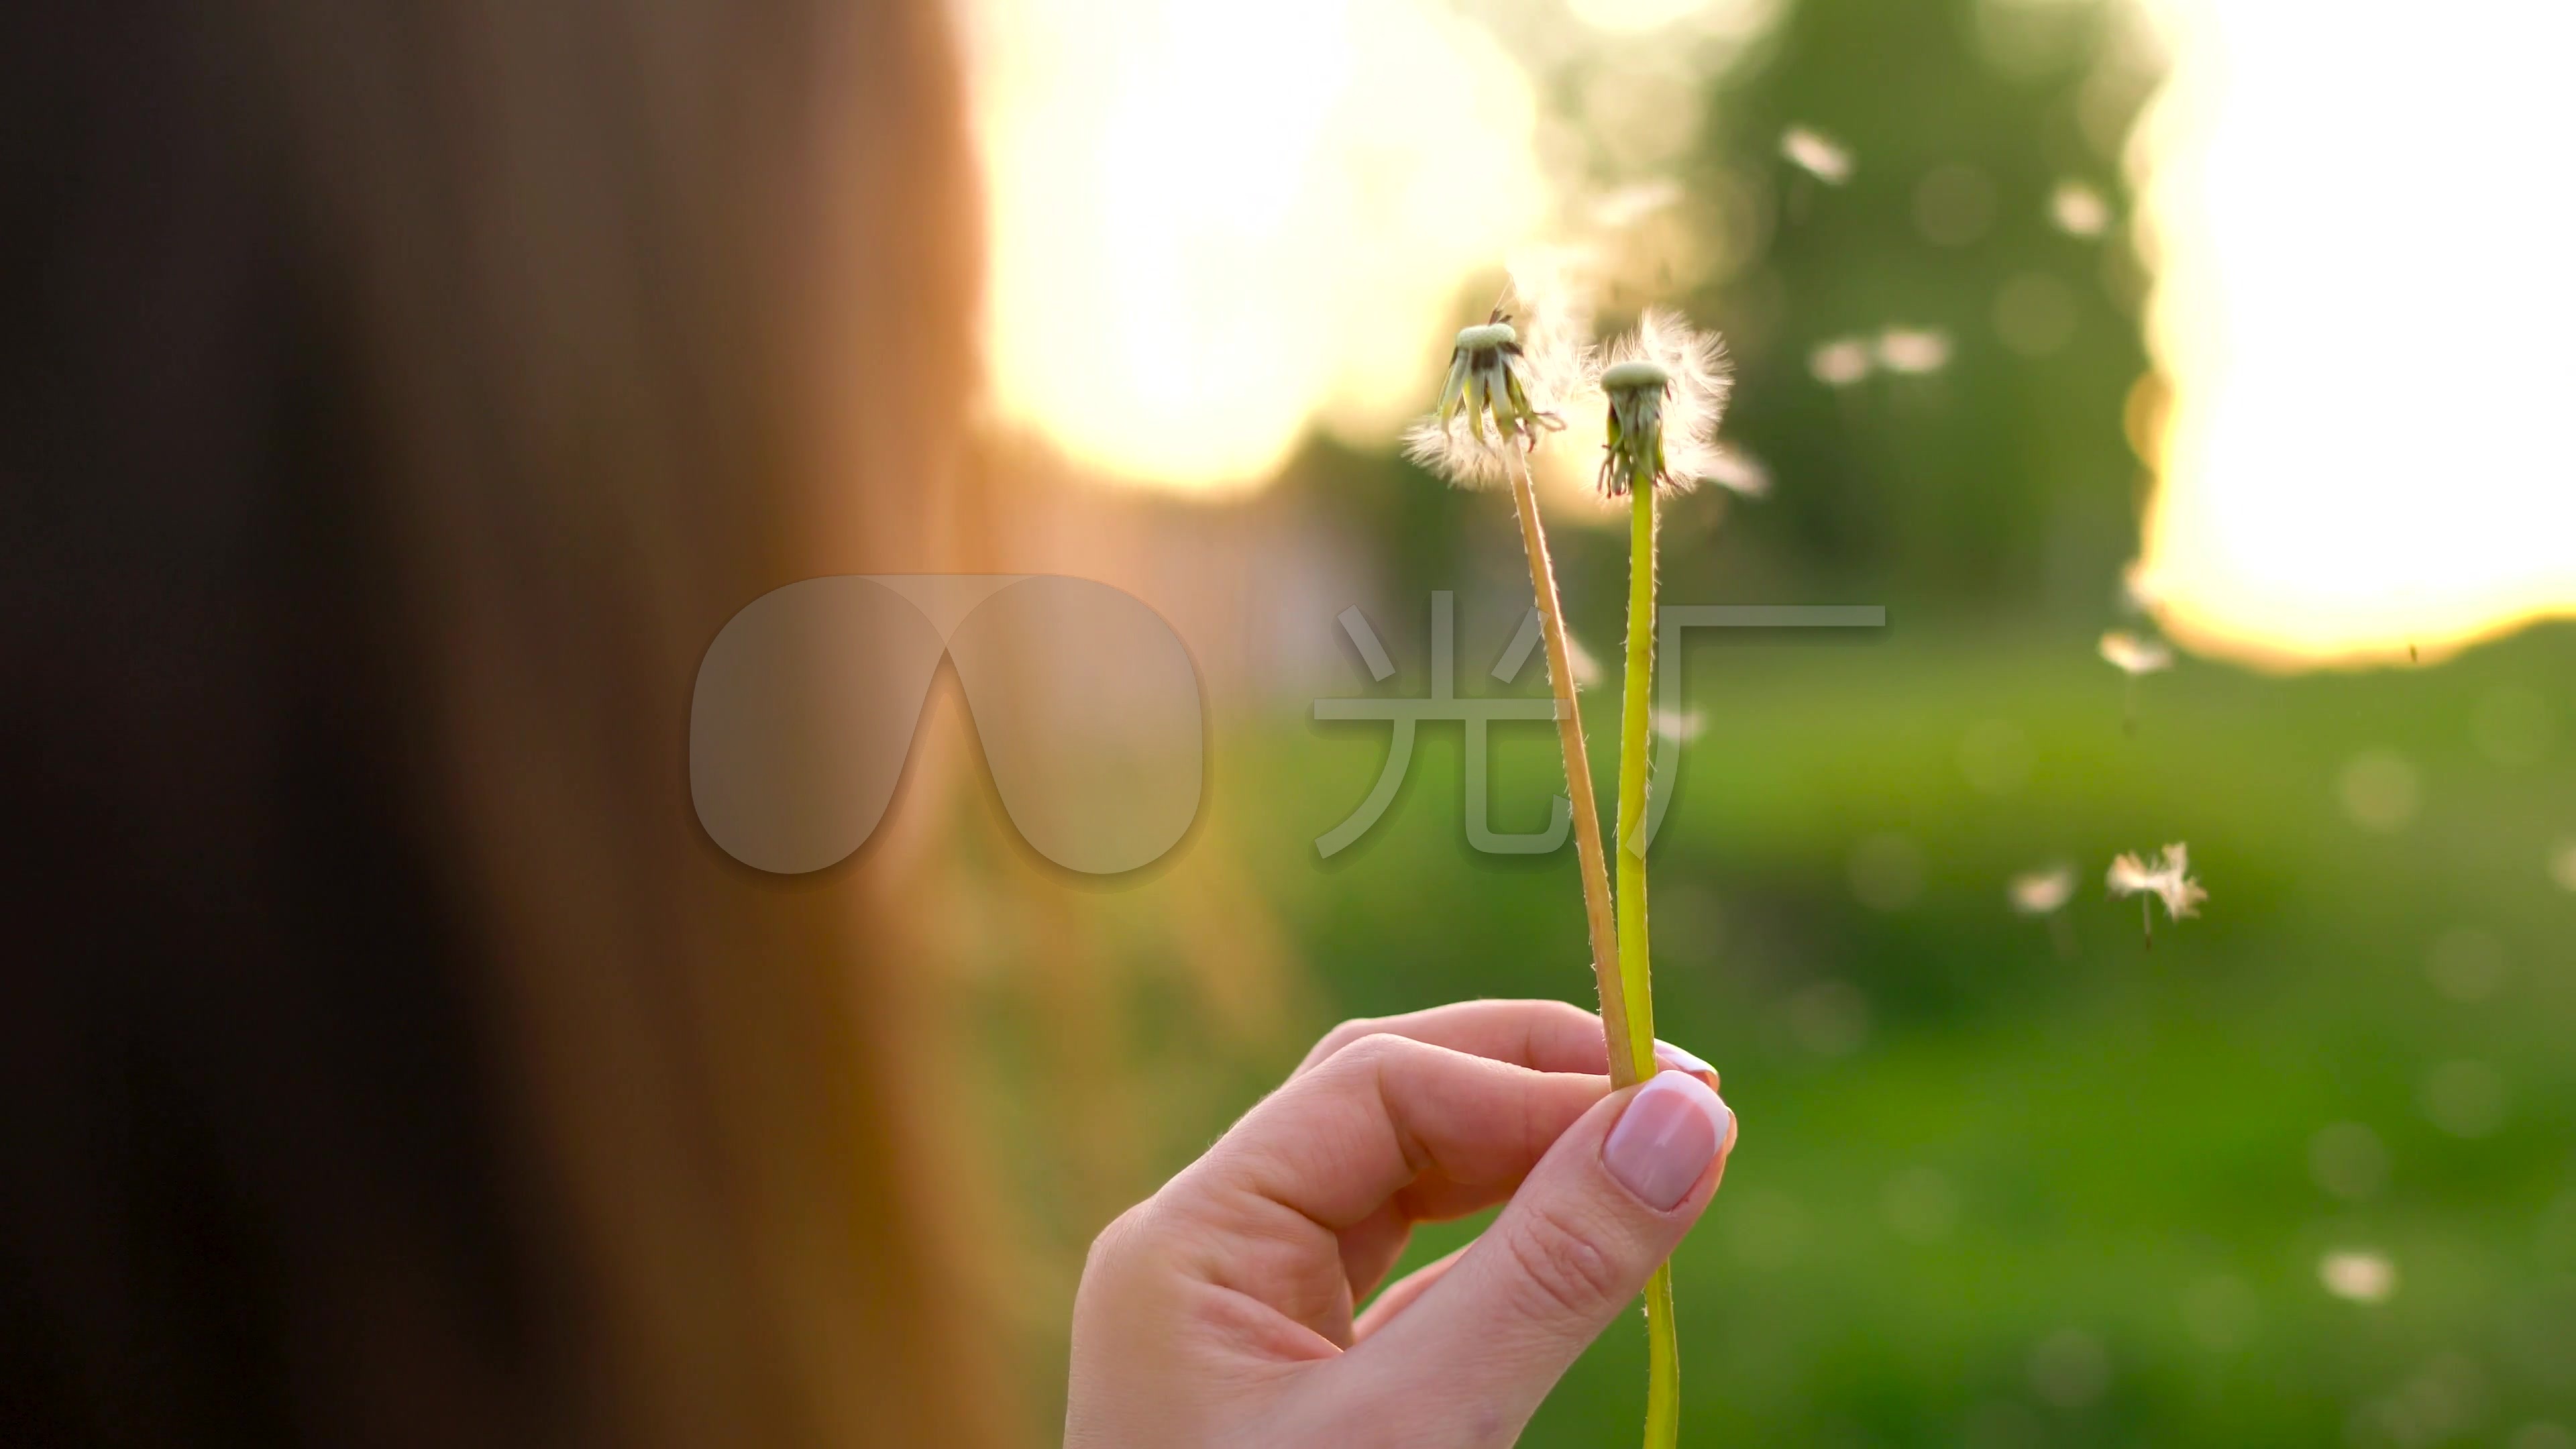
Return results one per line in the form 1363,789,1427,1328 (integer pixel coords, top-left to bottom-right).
1353,1245,1466,1340
1163,1034,1610,1344
1337,1073,1737,1443
1293,999,1612,1079
1296,999,1722,1095
1198,1034,1608,1233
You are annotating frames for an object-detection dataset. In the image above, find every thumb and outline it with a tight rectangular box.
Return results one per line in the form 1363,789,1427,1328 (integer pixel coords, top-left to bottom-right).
1340,1071,1735,1443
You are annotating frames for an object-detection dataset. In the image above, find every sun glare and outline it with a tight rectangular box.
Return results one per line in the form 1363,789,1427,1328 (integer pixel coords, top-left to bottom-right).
2134,0,2576,667
965,0,1548,493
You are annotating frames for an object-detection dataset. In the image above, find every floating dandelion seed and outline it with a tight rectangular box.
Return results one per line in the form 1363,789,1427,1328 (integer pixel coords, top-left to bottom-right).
1703,442,1772,498
2100,629,2174,734
1595,309,1736,497
2107,843,2205,947
1592,178,1684,229
2118,558,2163,618
1810,337,1873,386
1561,627,1604,687
2099,631,2173,675
1874,327,1953,375
1781,125,1854,185
2051,180,2112,237
2010,865,2076,916
2318,1250,2396,1303
2011,864,2079,956
1653,706,1707,742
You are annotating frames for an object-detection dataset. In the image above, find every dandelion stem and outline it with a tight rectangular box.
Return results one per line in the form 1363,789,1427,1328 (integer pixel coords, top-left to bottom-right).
1503,447,1633,1083
1613,485,1660,1083
1617,478,1678,1449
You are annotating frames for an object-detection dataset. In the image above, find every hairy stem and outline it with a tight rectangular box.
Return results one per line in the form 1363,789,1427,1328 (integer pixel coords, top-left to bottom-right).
1618,481,1677,1449
1502,447,1633,1085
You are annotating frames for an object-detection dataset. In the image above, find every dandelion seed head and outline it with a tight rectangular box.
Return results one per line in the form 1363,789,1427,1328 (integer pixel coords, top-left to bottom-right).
1809,337,1873,387
1600,358,1671,393
1875,327,1953,375
1405,258,1593,490
1592,309,1735,498
2319,1249,2396,1303
2008,865,2077,916
2107,842,2206,922
1781,125,1854,185
2051,180,2112,237
2099,630,2174,676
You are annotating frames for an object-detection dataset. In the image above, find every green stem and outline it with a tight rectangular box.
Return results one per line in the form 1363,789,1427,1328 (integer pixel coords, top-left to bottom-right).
1503,448,1633,1082
1618,481,1676,1448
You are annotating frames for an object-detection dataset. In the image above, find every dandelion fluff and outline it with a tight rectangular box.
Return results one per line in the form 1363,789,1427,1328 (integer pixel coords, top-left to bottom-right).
1404,257,1593,489
1781,125,1854,185
1593,309,1736,498
1809,337,1873,387
2318,1250,2396,1303
2098,630,2174,676
2008,865,2076,915
1703,442,1772,498
1875,327,1952,375
2051,180,2111,237
1652,706,1706,742
2107,843,2206,923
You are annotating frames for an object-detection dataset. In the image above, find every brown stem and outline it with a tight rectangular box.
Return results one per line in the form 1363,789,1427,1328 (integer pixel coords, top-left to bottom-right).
1504,447,1636,1085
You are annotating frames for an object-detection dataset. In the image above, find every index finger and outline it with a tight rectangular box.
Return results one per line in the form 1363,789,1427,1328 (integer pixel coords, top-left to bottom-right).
1293,998,1612,1079
1295,998,1719,1093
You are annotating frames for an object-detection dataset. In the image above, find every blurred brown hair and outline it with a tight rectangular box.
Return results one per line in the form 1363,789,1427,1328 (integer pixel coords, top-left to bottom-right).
1,0,1006,1445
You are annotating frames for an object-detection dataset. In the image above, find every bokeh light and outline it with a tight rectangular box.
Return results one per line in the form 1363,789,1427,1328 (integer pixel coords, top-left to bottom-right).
2134,0,2576,666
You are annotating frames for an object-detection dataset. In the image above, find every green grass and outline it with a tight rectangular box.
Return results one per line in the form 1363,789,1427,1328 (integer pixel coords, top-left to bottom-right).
989,619,2576,1445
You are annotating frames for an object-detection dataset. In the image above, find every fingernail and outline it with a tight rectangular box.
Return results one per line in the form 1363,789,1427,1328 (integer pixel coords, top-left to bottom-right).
1603,1073,1731,1211
1653,1039,1716,1078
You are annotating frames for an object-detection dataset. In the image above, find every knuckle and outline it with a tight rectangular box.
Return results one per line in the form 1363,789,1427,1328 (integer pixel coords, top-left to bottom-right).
1312,1016,1385,1064
1081,1199,1154,1277
1497,1201,1625,1320
1325,1030,1417,1078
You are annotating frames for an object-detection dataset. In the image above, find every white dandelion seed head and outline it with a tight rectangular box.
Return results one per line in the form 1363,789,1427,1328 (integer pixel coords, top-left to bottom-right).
1875,327,1953,375
2051,180,2112,238
1406,256,1597,490
2318,1250,2396,1303
2107,842,2206,922
1600,358,1672,394
2008,865,2077,916
1781,125,1854,185
1809,337,1874,386
2099,630,2174,676
1588,309,1736,498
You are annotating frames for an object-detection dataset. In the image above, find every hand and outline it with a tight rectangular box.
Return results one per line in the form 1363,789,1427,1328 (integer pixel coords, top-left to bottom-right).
1065,999,1737,1448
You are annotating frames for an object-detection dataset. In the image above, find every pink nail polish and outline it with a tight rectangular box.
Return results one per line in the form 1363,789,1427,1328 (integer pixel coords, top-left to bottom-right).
1603,1074,1731,1210
1653,1039,1716,1077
